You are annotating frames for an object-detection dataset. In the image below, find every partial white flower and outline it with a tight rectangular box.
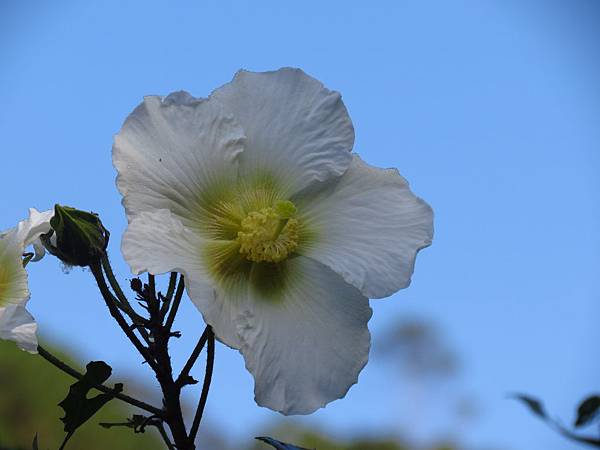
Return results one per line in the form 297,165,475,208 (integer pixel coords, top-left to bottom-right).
114,68,433,414
0,208,53,352
0,229,29,307
0,304,37,353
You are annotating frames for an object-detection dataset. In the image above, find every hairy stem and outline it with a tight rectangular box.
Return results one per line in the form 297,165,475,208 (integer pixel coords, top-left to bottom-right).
152,318,194,450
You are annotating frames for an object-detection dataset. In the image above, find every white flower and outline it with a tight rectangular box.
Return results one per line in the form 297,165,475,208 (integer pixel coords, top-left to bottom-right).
0,208,53,353
114,68,433,414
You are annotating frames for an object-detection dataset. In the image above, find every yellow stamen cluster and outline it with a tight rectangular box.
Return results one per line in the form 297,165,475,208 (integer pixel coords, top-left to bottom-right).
237,206,299,263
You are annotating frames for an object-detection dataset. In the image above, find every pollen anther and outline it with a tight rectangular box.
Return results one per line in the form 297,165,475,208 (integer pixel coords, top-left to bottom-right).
237,205,299,263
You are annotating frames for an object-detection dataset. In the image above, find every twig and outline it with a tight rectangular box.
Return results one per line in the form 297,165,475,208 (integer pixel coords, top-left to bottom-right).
58,431,73,450
89,261,161,374
101,255,151,342
156,422,176,450
38,345,164,417
165,272,178,302
148,274,156,299
101,255,130,309
160,272,178,319
176,327,210,388
189,327,215,442
165,275,185,331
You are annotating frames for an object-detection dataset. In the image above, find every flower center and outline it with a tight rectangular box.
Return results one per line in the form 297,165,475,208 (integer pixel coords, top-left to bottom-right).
237,200,299,263
0,252,17,306
0,271,8,305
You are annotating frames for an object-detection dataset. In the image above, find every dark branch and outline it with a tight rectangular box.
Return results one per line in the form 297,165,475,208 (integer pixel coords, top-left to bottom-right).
37,345,164,417
165,274,185,331
89,261,161,374
156,422,176,450
101,255,151,342
160,272,178,319
176,327,210,388
189,327,215,442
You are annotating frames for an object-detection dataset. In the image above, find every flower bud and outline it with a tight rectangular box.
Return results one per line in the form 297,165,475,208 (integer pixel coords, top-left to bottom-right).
41,205,109,267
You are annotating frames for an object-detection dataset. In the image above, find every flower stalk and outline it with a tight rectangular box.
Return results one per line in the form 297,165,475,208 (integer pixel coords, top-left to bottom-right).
189,327,215,443
86,254,214,450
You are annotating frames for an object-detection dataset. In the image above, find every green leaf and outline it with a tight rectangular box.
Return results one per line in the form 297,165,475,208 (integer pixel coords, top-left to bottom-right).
58,361,123,435
576,395,600,428
255,436,313,450
511,394,547,419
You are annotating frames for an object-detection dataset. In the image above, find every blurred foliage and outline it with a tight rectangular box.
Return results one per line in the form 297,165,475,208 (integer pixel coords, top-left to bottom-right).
0,338,478,450
249,424,458,450
0,340,163,450
376,318,458,379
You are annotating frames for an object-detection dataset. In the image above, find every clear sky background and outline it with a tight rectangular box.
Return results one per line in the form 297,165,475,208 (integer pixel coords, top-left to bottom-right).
1,1,599,450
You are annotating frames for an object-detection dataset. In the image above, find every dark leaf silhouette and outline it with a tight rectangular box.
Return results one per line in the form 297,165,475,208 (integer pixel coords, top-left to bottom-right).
256,436,313,450
576,396,600,428
58,361,123,447
513,393,600,448
511,394,547,418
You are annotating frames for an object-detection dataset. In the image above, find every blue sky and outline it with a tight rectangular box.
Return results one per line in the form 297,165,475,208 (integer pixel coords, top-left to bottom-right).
1,1,599,449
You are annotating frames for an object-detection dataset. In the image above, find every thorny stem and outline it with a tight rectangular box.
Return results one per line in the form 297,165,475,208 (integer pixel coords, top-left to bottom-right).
189,327,215,443
37,345,164,417
151,314,193,449
96,263,191,449
86,259,214,450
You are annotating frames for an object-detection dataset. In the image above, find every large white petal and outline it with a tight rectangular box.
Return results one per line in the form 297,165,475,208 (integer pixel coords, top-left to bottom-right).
0,304,38,353
211,68,354,196
0,229,30,306
121,209,241,348
221,256,372,415
113,92,245,227
297,155,433,299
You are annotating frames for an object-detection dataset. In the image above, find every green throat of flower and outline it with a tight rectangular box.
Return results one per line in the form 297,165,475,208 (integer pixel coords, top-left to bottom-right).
199,176,313,300
0,253,18,307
